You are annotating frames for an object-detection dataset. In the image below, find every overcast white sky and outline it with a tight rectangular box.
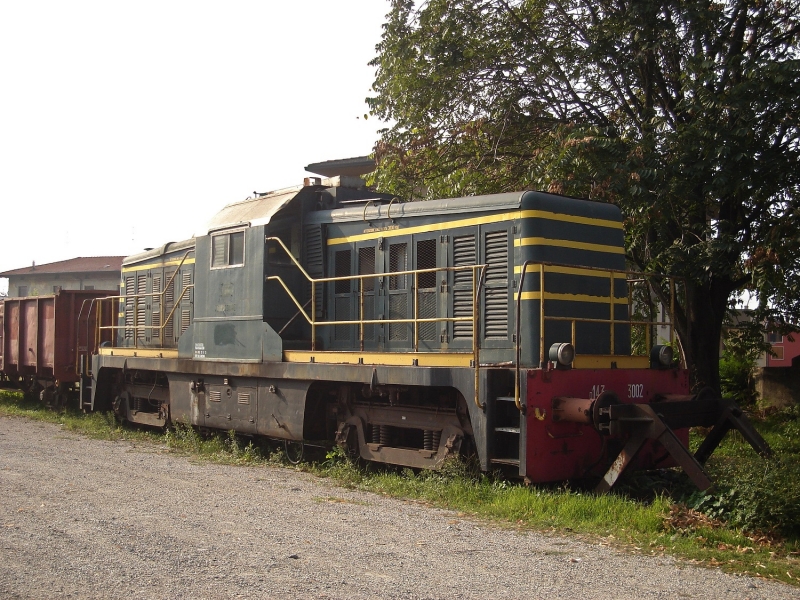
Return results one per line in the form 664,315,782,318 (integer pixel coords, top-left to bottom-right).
0,1,389,291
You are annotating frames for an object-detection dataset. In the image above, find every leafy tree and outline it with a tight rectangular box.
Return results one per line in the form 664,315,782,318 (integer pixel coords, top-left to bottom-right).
719,317,766,405
367,0,800,392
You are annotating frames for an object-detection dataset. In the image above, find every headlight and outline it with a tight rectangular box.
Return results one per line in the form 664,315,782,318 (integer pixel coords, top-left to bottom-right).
650,344,673,368
549,342,575,366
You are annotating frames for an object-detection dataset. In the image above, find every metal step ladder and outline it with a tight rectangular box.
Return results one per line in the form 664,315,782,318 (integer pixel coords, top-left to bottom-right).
489,396,523,470
78,355,93,412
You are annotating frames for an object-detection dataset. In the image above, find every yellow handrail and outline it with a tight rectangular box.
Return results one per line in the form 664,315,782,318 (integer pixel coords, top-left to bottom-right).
524,262,683,359
265,237,487,409
97,251,195,348
97,284,194,339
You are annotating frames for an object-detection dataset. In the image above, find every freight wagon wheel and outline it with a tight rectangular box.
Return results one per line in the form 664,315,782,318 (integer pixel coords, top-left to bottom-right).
52,382,69,412
22,377,41,400
284,439,304,465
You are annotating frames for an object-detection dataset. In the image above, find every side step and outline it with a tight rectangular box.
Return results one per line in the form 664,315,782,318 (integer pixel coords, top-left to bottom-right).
489,396,522,470
80,381,92,409
78,356,93,412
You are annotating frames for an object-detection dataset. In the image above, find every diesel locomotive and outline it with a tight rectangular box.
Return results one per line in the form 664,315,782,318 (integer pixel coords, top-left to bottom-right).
76,176,769,491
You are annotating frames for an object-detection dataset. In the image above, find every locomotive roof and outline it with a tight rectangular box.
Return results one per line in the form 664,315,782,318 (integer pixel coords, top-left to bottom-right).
205,179,378,232
123,238,196,266
304,190,620,225
207,184,309,233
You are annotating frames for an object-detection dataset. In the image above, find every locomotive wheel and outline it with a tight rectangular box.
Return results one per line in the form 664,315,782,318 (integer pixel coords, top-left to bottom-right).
284,439,305,465
112,392,130,424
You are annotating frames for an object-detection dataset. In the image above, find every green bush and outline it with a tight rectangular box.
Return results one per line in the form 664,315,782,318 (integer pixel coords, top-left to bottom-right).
689,456,800,538
688,406,800,538
719,353,757,405
719,322,765,406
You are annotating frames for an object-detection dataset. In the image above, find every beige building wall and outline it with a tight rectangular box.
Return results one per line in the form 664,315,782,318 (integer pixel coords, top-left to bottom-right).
9,274,120,297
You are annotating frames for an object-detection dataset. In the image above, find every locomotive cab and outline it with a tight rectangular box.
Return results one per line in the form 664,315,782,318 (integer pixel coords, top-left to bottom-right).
182,224,282,363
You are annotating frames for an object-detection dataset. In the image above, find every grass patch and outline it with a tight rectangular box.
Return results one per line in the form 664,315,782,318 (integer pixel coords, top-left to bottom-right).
1,388,798,586
0,389,158,443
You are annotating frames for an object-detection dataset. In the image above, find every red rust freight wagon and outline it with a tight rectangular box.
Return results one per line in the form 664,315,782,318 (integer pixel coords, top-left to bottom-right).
0,290,115,406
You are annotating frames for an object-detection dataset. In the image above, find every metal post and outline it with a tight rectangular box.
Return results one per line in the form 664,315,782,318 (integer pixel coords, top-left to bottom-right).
359,278,364,352
96,300,102,351
609,271,615,355
311,281,316,351
413,271,419,352
514,261,534,412
473,265,484,410
539,264,545,366
160,293,164,350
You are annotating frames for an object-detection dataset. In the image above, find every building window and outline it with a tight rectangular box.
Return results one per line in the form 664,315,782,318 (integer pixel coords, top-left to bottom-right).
211,230,245,268
768,332,783,344
18,285,28,296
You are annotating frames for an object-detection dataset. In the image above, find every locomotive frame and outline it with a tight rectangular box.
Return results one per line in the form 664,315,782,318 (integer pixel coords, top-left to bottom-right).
76,178,770,491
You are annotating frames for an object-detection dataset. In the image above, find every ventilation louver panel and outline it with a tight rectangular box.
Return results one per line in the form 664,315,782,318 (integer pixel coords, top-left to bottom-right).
484,230,509,339
484,230,508,282
165,279,174,304
181,270,192,302
124,276,135,339
151,276,161,339
136,275,147,340
452,235,475,339
303,225,324,319
164,273,174,341
484,288,509,339
181,310,191,335
151,310,161,339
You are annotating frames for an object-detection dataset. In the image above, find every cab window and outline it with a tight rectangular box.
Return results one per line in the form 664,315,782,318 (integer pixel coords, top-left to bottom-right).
212,231,245,268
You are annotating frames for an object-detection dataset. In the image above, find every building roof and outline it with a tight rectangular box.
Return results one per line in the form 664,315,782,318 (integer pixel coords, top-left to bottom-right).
0,256,125,278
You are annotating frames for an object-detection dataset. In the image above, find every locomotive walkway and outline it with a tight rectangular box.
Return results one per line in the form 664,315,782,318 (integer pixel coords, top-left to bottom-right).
0,416,794,599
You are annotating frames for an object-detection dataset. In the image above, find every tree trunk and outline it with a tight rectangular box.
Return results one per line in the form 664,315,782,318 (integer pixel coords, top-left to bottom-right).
681,280,732,394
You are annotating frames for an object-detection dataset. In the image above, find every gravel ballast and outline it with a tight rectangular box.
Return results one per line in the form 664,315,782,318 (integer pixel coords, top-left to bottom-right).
0,416,795,599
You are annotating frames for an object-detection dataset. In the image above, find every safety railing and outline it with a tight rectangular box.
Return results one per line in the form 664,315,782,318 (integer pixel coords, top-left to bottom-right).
76,297,106,375
92,251,194,349
266,238,485,347
266,237,488,408
513,260,684,410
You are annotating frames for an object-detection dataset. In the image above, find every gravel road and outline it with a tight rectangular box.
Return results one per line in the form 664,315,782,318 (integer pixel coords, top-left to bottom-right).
0,416,795,600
